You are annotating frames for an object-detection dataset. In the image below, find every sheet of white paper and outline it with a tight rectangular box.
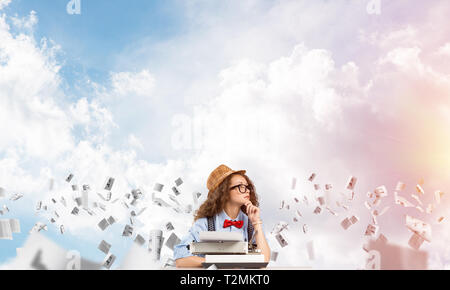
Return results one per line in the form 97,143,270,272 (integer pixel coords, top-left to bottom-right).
306,240,314,260
0,219,13,240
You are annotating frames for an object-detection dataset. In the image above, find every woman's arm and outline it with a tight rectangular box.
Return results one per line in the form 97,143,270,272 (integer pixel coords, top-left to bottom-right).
173,217,209,268
253,223,271,263
245,201,271,263
175,256,205,268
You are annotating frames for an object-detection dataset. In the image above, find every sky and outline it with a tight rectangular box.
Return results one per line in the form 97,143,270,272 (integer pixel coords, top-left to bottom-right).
0,0,450,269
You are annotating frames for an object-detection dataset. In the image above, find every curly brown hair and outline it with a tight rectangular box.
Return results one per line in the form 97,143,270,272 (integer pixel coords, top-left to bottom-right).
194,173,259,221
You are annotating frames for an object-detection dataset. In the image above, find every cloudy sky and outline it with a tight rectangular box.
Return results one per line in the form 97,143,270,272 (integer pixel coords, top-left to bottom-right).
0,0,450,269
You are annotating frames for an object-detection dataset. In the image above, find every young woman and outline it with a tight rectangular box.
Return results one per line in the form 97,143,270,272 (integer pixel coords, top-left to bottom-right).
173,164,271,268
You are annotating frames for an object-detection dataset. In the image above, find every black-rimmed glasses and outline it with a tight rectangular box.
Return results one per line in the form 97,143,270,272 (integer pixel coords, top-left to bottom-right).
229,184,252,194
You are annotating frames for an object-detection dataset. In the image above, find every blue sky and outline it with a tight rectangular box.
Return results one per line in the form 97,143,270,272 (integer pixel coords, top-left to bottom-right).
6,0,185,92
5,0,194,163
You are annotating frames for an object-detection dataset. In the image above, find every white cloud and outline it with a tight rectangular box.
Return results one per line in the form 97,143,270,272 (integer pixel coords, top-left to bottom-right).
11,10,38,32
360,26,420,50
379,46,425,73
437,42,450,56
110,70,155,98
0,0,11,10
69,97,116,143
0,15,73,160
127,134,144,151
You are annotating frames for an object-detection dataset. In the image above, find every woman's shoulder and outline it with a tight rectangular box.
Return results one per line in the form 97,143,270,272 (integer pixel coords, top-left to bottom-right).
191,216,209,230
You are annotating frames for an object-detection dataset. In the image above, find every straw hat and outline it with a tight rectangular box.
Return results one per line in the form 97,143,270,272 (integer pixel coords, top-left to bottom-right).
207,164,246,192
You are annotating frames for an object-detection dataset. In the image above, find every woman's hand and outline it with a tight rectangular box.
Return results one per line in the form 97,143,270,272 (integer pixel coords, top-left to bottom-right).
244,201,261,224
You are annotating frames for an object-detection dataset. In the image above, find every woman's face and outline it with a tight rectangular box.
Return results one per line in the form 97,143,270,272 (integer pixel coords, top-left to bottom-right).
228,174,251,206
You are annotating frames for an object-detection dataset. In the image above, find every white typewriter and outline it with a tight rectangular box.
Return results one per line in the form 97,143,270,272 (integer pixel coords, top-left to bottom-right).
190,231,267,269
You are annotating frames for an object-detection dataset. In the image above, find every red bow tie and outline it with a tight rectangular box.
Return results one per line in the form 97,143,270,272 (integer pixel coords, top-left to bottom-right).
223,219,244,229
